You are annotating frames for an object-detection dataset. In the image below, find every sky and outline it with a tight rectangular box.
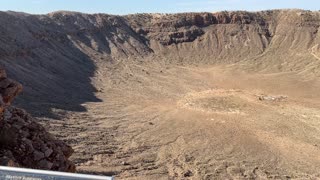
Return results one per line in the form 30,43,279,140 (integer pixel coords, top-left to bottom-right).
0,0,319,15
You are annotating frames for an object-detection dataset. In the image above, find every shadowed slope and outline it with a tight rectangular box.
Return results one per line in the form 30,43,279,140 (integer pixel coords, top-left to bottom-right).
0,11,151,118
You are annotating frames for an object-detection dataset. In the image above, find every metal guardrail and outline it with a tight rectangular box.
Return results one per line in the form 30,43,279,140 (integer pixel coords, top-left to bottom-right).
0,166,114,180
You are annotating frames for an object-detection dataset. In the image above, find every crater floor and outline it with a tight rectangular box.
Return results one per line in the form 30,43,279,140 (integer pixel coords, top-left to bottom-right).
40,61,320,179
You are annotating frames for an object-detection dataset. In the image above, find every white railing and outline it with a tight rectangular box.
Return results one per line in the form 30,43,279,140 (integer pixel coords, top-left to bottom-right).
0,166,114,180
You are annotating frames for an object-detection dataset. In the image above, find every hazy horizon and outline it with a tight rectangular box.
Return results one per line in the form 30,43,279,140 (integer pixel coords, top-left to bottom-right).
0,0,319,15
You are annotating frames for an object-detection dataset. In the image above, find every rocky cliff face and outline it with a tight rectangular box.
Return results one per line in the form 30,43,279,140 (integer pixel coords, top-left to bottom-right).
0,68,75,172
126,11,270,46
126,10,320,71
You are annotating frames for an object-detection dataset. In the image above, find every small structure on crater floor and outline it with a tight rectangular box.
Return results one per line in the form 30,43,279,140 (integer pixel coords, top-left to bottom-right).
258,95,288,102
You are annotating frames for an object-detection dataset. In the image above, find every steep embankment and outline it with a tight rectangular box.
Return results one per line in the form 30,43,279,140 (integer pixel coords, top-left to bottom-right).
1,9,320,179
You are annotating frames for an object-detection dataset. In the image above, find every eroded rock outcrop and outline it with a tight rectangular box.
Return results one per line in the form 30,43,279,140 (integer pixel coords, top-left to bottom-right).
0,67,75,172
126,11,271,45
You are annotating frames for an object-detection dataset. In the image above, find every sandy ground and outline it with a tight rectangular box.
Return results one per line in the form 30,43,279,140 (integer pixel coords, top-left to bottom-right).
37,57,320,179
